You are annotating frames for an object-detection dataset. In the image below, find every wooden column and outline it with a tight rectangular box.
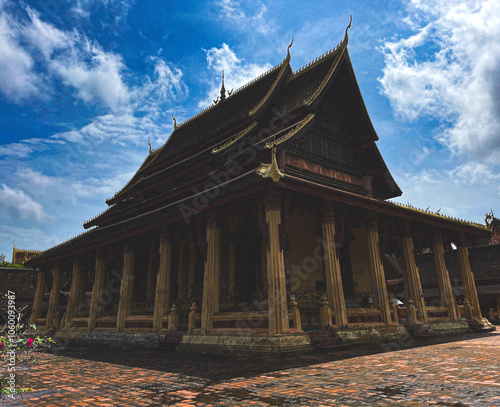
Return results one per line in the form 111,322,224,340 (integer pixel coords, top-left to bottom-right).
30,269,46,325
65,258,84,329
457,232,482,319
177,238,186,302
187,238,195,299
116,243,135,332
153,230,172,332
366,211,391,324
46,262,62,329
88,249,107,330
401,221,427,322
264,189,289,335
201,211,220,333
433,229,459,320
321,201,348,328
146,244,155,304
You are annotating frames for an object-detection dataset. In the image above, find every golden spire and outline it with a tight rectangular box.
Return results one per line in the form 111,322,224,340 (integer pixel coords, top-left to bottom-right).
220,70,226,102
172,114,178,130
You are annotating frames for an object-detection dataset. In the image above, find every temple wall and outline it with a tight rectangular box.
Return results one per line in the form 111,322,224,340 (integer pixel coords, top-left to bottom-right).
350,226,372,298
288,210,324,293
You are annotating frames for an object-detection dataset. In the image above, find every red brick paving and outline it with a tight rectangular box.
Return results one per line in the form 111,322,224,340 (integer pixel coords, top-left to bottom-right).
3,330,500,406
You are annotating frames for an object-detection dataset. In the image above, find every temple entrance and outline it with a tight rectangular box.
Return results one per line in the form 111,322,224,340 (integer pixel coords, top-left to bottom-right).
232,212,262,309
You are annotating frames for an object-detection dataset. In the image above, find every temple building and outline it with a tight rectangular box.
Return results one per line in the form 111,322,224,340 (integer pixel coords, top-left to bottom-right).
26,22,494,355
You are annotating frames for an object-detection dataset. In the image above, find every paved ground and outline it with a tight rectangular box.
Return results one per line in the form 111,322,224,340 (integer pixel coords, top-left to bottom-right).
3,330,500,406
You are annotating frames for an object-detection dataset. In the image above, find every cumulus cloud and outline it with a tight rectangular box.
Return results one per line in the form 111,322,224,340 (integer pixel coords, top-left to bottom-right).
378,0,500,163
0,4,44,101
198,43,272,108
448,162,500,186
0,184,49,222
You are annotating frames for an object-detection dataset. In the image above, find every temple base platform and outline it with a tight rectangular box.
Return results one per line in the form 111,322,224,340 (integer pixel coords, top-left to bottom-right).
177,331,314,358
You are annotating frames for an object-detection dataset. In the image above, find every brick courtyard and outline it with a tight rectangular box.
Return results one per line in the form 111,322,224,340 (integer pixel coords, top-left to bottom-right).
3,330,500,406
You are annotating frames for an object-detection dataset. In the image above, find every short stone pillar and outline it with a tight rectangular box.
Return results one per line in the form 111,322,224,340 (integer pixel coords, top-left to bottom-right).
168,304,179,332
390,298,399,324
320,295,333,329
406,299,418,324
188,302,197,332
288,296,302,331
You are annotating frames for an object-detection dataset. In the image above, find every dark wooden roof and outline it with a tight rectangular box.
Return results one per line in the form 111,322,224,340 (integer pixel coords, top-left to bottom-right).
27,28,489,267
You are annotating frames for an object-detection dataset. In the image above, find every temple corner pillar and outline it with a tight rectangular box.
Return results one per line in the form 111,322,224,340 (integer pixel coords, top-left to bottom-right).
116,243,135,332
88,249,107,331
153,230,172,332
46,261,62,329
321,201,348,328
432,229,459,321
264,188,289,335
30,268,46,325
401,220,427,323
457,232,482,319
201,211,220,333
366,211,391,325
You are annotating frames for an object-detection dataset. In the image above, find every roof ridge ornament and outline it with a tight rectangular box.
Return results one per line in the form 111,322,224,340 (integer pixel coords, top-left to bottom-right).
148,138,152,154
343,15,352,46
172,115,178,130
286,37,294,61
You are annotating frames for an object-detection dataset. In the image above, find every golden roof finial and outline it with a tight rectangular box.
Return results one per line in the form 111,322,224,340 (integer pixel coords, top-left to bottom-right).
286,37,294,61
148,137,152,154
172,114,178,130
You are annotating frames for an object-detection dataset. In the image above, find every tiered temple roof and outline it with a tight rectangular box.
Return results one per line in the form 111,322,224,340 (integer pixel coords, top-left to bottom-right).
26,23,490,266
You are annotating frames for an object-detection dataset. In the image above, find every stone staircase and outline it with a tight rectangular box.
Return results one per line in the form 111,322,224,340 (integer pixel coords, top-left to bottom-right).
306,329,350,353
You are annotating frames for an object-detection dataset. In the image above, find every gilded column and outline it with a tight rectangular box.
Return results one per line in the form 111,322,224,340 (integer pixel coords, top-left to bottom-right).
432,229,459,320
65,258,84,329
88,249,107,330
457,232,482,319
30,269,46,325
264,189,289,335
46,262,62,329
201,211,220,333
116,243,135,332
366,211,391,324
153,230,172,332
401,221,427,322
321,201,348,328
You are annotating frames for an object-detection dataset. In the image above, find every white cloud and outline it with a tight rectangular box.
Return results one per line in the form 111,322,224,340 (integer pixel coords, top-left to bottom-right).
50,40,131,112
0,4,43,101
198,43,272,108
448,162,500,186
378,0,500,163
217,0,272,35
0,184,49,222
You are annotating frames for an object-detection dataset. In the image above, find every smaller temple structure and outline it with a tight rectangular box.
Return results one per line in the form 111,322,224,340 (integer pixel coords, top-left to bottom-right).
26,21,494,355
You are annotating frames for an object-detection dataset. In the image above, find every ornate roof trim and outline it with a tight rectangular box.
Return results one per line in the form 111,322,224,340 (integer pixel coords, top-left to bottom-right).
288,16,352,82
211,121,258,154
248,39,293,117
173,61,284,132
385,200,489,230
264,113,315,149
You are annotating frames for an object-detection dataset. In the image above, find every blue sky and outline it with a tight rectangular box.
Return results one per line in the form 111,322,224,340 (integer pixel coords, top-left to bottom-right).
1,0,499,260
